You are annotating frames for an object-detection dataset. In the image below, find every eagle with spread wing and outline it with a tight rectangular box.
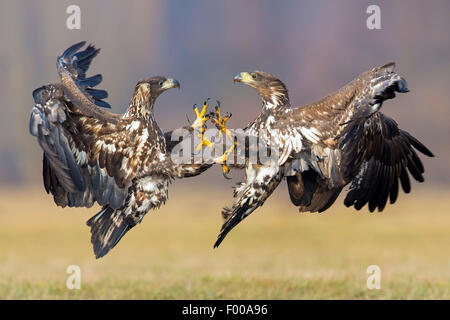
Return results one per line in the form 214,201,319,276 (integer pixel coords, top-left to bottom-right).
29,42,211,258
213,63,434,247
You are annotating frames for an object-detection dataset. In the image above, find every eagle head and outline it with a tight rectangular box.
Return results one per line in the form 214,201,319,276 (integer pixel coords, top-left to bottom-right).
134,76,180,100
130,77,180,116
234,71,289,108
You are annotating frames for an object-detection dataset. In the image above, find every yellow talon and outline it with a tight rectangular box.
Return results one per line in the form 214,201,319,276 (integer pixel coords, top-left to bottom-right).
192,99,213,151
192,99,210,132
222,164,231,179
195,137,213,151
214,148,233,171
211,101,235,179
212,103,233,140
216,145,234,179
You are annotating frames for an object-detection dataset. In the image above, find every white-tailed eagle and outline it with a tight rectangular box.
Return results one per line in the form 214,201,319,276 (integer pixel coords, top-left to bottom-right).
213,63,434,247
29,42,211,258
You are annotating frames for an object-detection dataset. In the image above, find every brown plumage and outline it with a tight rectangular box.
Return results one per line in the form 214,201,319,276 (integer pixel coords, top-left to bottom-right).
214,64,434,247
30,42,210,258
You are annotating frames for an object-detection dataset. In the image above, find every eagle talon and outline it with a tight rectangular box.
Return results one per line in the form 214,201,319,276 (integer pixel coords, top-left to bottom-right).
212,103,233,139
192,99,211,131
215,144,235,178
210,102,236,178
192,99,214,151
222,164,231,179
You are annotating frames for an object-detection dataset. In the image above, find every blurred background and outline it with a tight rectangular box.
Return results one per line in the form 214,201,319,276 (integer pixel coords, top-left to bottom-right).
0,0,449,299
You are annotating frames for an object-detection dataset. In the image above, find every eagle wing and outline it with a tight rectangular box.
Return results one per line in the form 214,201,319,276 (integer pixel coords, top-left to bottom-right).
279,63,433,212
342,112,434,212
55,41,116,118
30,42,134,209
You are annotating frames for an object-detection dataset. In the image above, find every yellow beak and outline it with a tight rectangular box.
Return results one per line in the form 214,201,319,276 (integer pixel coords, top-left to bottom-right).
162,78,180,90
233,72,252,83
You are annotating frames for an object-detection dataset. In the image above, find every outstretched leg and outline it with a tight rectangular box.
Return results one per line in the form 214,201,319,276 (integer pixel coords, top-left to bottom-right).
211,102,235,178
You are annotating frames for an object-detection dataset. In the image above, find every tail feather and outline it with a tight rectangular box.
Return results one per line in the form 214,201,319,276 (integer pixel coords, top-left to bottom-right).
221,206,232,220
86,206,131,258
214,201,251,248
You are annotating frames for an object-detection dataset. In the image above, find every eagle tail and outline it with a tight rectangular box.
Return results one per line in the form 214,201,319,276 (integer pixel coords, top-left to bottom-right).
221,206,233,220
86,206,132,259
214,201,252,248
214,167,282,248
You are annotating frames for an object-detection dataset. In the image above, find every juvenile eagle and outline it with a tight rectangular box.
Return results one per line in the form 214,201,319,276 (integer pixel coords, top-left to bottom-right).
213,64,434,247
29,42,211,258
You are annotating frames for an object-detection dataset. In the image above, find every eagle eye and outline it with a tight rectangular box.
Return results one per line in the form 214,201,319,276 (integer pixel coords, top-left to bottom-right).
251,74,257,80
158,81,164,86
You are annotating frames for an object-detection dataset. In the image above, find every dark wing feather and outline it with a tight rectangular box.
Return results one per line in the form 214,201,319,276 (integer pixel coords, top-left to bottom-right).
343,113,434,212
30,43,132,209
30,85,130,209
279,63,432,213
56,42,119,123
56,42,112,110
30,86,85,193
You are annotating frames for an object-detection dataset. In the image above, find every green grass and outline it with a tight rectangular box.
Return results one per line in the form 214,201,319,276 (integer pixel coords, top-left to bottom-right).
0,185,449,299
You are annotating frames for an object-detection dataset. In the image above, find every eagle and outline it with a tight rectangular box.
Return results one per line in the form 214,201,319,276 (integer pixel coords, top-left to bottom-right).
213,63,434,248
29,42,211,258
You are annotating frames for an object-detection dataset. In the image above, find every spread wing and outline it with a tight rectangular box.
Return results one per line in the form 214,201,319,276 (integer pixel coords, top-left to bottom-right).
30,42,133,209
278,63,433,212
277,63,405,181
342,112,434,212
56,41,118,120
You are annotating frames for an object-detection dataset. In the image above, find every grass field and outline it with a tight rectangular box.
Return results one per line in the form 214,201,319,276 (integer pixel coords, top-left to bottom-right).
0,184,449,299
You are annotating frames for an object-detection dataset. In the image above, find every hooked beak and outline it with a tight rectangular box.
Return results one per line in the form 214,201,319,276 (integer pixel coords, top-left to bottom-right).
162,78,180,90
233,72,252,84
